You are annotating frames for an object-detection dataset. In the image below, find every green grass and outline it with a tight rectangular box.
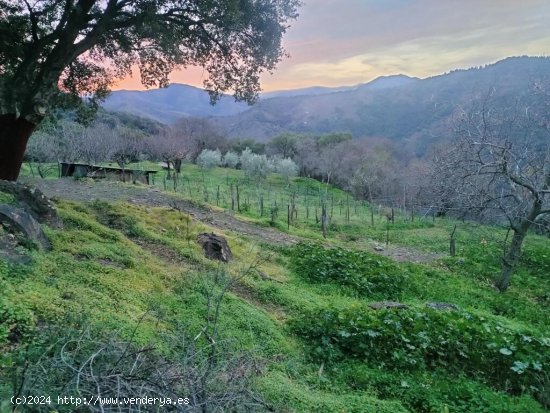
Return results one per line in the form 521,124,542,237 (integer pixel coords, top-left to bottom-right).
2,164,549,412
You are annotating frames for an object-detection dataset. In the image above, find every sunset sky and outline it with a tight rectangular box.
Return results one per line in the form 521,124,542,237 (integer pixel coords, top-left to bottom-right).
114,0,550,92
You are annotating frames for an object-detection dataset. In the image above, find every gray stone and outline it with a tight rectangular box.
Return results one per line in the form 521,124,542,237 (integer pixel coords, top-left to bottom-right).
197,232,232,262
0,204,51,251
0,180,61,228
426,302,459,311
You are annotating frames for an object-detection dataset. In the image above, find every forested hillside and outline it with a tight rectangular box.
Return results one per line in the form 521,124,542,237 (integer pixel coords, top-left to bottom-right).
214,57,550,154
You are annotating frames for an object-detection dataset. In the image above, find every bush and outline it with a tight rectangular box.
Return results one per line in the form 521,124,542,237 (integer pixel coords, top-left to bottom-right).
2,322,269,412
196,149,222,169
273,157,298,182
289,242,407,298
292,304,550,399
332,365,547,413
222,151,239,168
0,295,34,349
240,148,271,183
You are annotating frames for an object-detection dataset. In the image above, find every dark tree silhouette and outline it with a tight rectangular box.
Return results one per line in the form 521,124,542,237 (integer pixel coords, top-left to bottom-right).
0,0,300,180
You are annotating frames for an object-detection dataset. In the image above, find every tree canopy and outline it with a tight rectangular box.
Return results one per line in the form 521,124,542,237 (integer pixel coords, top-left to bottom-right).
0,0,300,121
0,0,299,180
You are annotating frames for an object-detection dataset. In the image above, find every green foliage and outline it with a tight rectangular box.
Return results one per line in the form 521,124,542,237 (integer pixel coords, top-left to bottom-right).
5,166,550,412
197,149,222,169
0,286,34,350
332,366,547,413
292,305,549,398
0,191,16,205
259,371,410,413
289,243,408,298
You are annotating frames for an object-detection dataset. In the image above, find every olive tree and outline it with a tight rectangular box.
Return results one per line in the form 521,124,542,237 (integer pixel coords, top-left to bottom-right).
274,156,298,183
196,149,222,170
222,151,239,168
0,0,300,181
434,95,550,292
240,148,270,184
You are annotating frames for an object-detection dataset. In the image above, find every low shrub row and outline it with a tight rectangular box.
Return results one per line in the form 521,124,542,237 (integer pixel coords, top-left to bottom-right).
289,242,407,298
292,304,549,399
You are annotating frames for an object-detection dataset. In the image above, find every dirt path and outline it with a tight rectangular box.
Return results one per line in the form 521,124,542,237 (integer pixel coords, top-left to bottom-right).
368,242,444,264
23,178,444,263
25,178,299,247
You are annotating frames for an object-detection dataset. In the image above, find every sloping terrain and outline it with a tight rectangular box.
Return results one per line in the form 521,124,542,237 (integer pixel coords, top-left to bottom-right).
1,167,549,412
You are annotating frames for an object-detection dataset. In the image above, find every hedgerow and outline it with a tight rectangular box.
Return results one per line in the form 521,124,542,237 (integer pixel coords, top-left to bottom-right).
289,242,407,298
292,304,549,400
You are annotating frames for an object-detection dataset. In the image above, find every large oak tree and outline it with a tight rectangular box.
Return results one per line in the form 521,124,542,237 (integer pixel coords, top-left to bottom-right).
0,0,299,180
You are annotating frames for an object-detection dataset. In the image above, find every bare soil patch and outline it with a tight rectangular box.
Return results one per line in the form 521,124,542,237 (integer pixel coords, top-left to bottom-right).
25,178,299,247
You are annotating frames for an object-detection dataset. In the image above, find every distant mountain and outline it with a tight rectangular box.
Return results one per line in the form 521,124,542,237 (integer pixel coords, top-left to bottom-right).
103,57,550,155
103,75,420,123
356,74,420,91
213,56,550,155
261,85,355,99
103,84,250,124
261,75,419,99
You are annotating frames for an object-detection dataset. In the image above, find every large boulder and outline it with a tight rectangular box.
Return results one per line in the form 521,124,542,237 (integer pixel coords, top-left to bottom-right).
0,204,51,251
197,232,232,263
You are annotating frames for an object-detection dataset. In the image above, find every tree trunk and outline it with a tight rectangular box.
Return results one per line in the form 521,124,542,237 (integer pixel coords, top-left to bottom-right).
496,199,542,292
496,228,527,292
0,114,37,181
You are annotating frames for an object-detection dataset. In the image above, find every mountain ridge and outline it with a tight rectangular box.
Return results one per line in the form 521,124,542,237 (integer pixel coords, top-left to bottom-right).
104,56,550,154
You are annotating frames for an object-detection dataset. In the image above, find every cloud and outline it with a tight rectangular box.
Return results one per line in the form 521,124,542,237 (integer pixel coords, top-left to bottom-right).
260,0,550,89
114,0,550,91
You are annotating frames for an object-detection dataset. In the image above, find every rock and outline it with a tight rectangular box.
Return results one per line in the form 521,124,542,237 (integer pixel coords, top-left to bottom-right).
0,238,31,264
0,204,51,251
374,246,384,252
369,301,408,310
426,302,459,311
197,232,232,263
0,180,61,228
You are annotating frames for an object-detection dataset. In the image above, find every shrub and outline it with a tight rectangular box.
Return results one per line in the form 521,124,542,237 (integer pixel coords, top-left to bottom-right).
3,322,268,412
240,148,271,183
196,149,222,169
289,242,407,298
292,304,550,399
0,295,34,349
222,151,239,168
274,157,298,183
332,365,547,413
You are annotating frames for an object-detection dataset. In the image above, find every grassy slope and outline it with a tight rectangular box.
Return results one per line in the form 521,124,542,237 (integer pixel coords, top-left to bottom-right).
1,164,549,412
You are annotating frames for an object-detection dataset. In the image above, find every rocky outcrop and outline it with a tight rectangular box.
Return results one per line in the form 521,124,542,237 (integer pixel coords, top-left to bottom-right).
0,204,51,251
0,180,60,227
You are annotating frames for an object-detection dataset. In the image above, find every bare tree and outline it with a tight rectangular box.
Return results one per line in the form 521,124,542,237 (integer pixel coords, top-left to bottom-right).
77,123,117,167
434,94,550,291
174,117,227,163
151,129,192,178
112,127,146,182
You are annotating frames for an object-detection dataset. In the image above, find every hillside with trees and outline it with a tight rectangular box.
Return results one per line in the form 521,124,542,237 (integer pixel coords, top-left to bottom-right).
1,1,549,412
214,57,550,152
